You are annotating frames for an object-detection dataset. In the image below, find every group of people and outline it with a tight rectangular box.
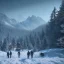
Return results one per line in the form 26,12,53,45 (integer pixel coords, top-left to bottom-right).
7,51,20,58
27,50,34,59
7,51,12,58
7,50,34,59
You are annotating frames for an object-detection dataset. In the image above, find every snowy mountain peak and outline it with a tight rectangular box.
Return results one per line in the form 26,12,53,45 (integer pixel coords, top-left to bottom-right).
0,13,15,28
18,15,46,30
26,15,44,23
0,13,46,30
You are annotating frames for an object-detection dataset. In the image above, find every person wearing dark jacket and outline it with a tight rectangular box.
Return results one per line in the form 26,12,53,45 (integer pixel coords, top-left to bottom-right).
7,51,9,58
31,50,34,58
10,51,12,58
18,51,20,58
27,51,30,59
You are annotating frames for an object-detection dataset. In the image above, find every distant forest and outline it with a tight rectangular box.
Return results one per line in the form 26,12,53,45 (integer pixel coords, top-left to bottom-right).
0,0,64,51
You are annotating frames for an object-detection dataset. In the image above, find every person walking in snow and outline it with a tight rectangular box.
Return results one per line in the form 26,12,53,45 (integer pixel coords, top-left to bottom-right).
10,51,12,58
18,51,20,58
7,51,9,58
31,50,34,58
27,51,30,59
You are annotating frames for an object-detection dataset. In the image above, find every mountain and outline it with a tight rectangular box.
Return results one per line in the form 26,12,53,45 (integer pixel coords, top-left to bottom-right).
16,15,46,30
0,13,16,28
0,13,46,41
0,13,30,40
0,13,46,30
32,24,47,33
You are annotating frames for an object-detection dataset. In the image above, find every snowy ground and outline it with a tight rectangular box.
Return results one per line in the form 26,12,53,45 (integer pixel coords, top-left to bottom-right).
0,48,64,64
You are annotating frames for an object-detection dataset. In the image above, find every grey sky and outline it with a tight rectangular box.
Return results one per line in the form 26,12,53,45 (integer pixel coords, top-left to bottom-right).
0,0,62,22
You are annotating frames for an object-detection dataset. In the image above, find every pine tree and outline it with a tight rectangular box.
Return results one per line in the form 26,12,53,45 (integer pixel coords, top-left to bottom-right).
8,43,12,51
24,37,29,49
56,0,64,48
11,38,16,49
16,39,21,51
0,40,2,50
43,37,47,49
46,7,59,48
1,38,7,51
50,7,57,21
58,0,64,19
58,19,64,48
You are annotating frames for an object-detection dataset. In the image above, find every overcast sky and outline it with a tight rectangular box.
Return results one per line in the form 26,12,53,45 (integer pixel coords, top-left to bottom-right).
0,0,62,22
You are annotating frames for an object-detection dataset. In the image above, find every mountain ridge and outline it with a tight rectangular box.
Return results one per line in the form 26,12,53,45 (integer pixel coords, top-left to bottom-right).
0,13,46,30
16,15,46,30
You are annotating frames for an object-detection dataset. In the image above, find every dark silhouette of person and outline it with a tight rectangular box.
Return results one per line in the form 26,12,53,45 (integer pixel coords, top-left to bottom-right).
7,51,9,58
40,53,44,57
27,51,30,59
10,51,12,58
31,50,34,58
18,51,20,58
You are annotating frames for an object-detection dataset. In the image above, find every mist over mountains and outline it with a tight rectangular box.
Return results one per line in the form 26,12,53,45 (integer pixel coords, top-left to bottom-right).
0,13,46,40
0,13,45,30
18,15,46,30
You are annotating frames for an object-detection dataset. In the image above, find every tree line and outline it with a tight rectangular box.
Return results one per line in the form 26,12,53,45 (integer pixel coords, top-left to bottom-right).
45,0,64,48
0,0,64,52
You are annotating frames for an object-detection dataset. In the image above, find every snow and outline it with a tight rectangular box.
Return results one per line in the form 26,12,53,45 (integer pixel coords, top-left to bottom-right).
5,22,14,28
0,48,64,64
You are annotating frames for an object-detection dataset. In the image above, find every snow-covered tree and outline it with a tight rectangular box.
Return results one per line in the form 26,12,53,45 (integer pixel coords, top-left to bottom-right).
58,24,64,48
11,38,16,49
1,38,7,51
0,40,2,50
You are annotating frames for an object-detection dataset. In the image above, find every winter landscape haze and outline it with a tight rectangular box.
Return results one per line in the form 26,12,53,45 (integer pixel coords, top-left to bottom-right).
0,0,64,64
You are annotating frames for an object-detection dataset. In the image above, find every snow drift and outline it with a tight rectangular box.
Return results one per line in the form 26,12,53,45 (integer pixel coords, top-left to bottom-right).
0,48,64,64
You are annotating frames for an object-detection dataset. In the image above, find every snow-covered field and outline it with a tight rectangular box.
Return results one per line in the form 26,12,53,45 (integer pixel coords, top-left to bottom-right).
0,48,64,64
